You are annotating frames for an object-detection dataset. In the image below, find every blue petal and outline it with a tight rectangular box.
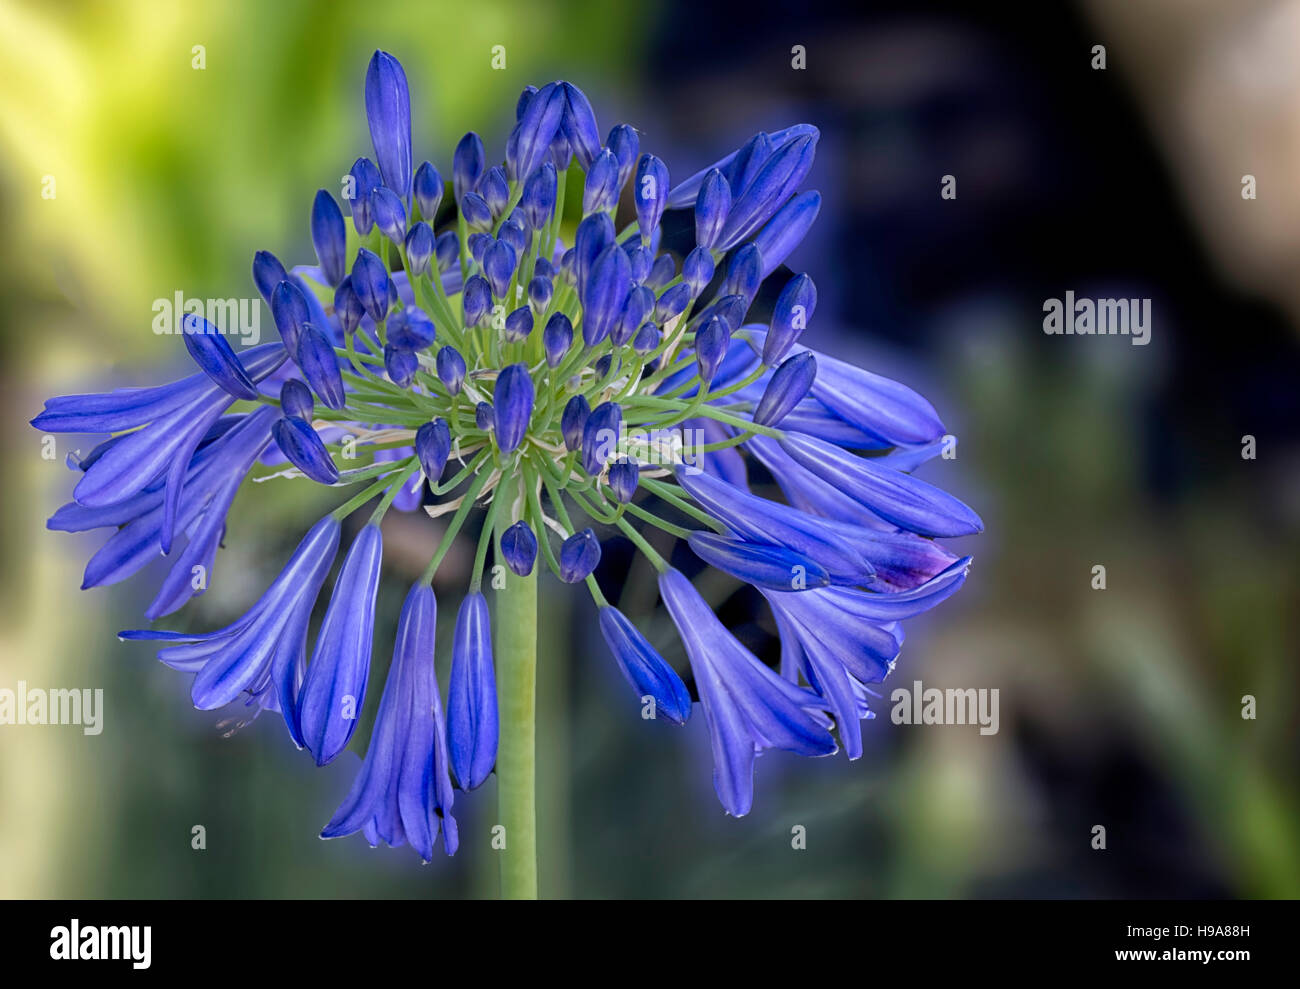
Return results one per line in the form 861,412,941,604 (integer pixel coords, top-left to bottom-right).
298,525,385,765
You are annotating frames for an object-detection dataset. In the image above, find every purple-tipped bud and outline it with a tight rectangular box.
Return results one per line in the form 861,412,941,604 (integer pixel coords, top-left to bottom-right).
415,417,452,483
493,363,534,453
365,50,412,202
435,346,466,395
753,351,816,426
764,272,817,365
298,323,346,409
608,458,639,503
654,282,692,323
311,189,348,287
696,315,730,384
453,132,486,205
582,243,632,346
632,321,660,354
583,149,621,214
271,279,311,352
682,246,715,295
528,274,553,312
559,529,601,583
384,343,418,388
273,416,339,484
574,212,615,291
387,305,436,350
333,277,364,335
582,401,622,474
753,189,820,278
645,253,676,292
561,82,602,169
594,354,616,378
180,313,258,400
633,154,670,245
413,160,444,221
435,230,459,272
607,123,639,190
695,168,731,250
504,306,533,343
280,379,314,420
612,284,654,347
561,394,590,452
404,221,434,276
477,165,509,219
347,157,382,235
475,402,493,431
722,243,763,304
520,161,558,231
252,250,290,306
483,241,517,302
513,82,565,182
544,312,573,367
534,257,554,280
500,520,538,577
447,593,497,790
461,192,493,232
462,275,491,326
351,248,391,323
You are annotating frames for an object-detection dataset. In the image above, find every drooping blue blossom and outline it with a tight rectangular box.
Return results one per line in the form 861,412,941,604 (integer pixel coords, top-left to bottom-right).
658,568,836,817
597,607,691,726
447,592,497,790
321,581,457,860
298,524,384,766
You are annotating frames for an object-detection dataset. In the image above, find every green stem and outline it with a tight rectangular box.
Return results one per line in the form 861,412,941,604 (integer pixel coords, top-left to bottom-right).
495,473,538,900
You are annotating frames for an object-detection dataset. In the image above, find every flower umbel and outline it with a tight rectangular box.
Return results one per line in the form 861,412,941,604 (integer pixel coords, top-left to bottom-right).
33,52,981,867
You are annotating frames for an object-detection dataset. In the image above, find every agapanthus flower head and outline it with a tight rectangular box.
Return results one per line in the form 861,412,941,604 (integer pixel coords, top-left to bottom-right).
34,50,980,865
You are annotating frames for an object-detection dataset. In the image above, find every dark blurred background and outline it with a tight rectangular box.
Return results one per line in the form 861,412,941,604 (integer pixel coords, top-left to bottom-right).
1,0,1297,898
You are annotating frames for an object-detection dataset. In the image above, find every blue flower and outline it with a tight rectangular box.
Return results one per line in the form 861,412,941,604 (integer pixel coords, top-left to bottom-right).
447,592,498,790
597,606,691,726
658,568,836,817
38,51,981,861
321,582,457,860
